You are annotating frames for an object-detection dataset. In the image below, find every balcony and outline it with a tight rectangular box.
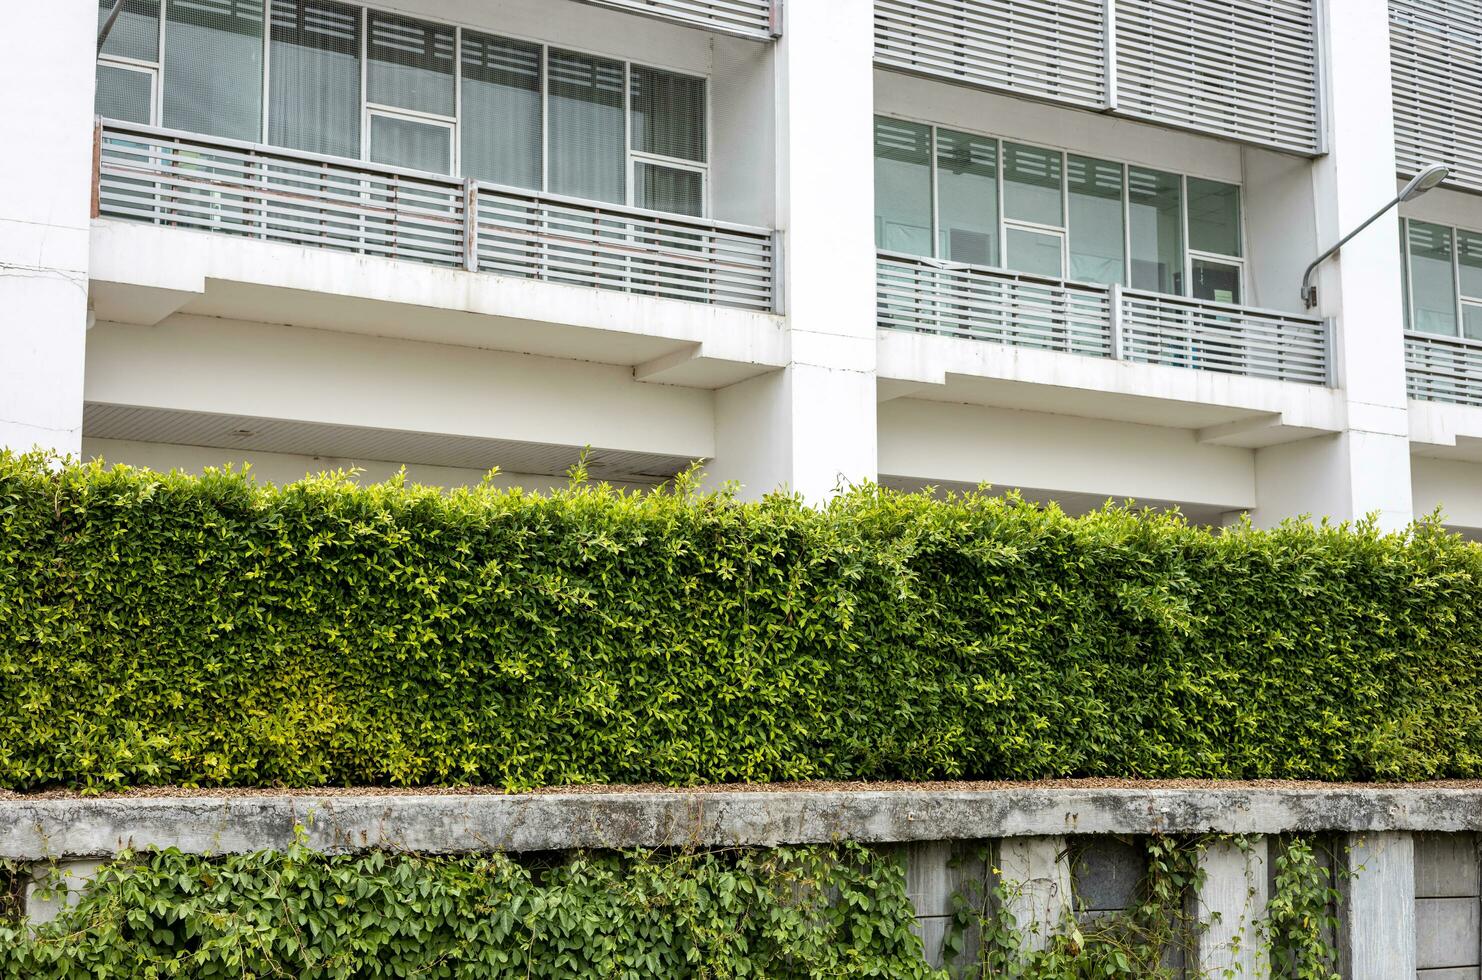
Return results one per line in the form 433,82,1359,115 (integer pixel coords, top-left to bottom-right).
1407,332,1482,407
877,252,1331,386
95,122,778,315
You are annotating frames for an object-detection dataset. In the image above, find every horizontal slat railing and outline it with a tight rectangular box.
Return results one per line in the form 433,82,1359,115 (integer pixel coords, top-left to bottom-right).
1406,331,1482,406
877,253,1331,385
572,0,777,38
95,121,776,313
877,252,1115,355
1118,289,1330,384
474,189,776,313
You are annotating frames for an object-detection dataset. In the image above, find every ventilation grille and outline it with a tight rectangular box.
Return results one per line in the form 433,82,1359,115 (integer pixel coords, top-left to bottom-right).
1391,0,1482,192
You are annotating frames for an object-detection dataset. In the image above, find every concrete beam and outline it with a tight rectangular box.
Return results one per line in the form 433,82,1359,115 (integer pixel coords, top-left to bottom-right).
3,788,1482,862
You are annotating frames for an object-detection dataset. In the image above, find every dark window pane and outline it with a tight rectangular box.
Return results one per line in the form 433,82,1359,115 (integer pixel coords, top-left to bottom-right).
1191,257,1241,304
369,114,451,174
873,116,932,256
1129,167,1183,295
631,67,705,163
1003,143,1062,226
1187,177,1241,257
1408,220,1457,336
635,162,703,216
1068,155,1124,285
367,12,454,118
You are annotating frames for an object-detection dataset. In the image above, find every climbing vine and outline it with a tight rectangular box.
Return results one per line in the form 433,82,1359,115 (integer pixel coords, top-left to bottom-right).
943,836,1207,978
0,841,940,978
1261,835,1345,980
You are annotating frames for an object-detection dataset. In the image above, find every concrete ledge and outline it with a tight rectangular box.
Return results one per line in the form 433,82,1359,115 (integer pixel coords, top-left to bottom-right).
4,788,1482,860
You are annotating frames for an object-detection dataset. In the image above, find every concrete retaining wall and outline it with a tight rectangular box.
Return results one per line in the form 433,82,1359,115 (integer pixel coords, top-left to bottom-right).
4,787,1481,976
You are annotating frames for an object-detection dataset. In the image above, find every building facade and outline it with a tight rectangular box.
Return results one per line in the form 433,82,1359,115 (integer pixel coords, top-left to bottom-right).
4,0,1482,532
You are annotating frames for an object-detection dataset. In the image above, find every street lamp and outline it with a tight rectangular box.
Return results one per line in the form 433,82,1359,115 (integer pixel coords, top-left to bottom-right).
1300,162,1451,309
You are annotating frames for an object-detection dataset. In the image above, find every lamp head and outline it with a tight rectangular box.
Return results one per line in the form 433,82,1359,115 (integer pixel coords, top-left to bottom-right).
1400,163,1451,202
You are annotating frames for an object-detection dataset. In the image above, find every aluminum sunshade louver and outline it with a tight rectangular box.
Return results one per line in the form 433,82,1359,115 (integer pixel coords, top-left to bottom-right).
571,0,777,39
875,0,1110,110
874,0,1322,156
1391,0,1482,193
1113,0,1321,154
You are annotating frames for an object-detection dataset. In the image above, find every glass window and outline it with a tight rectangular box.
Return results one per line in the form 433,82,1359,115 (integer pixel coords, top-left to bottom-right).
269,0,361,159
1007,227,1064,278
1191,258,1241,304
935,129,997,266
1068,155,1125,286
96,64,154,123
460,33,542,190
1128,167,1183,295
631,67,706,164
98,0,159,62
163,0,263,141
635,162,704,217
367,12,455,118
1465,304,1482,341
548,49,626,204
368,113,451,174
1408,221,1458,336
1187,177,1241,257
1003,143,1062,227
1458,228,1482,302
873,117,933,257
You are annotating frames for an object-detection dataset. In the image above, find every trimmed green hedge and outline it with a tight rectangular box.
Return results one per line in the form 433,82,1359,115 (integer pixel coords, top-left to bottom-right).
2,844,935,977
1,451,1480,791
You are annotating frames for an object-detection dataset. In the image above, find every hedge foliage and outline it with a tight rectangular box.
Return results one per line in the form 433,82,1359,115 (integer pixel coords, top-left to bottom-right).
2,451,1481,791
1,843,935,978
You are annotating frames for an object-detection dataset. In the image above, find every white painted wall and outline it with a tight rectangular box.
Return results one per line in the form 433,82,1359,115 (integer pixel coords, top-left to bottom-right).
0,1,94,455
877,398,1256,511
83,438,660,492
85,317,715,460
710,0,878,501
1412,456,1482,530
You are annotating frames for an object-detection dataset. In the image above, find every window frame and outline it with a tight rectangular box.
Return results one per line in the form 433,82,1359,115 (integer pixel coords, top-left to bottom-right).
1402,216,1482,341
873,112,1249,302
95,0,712,217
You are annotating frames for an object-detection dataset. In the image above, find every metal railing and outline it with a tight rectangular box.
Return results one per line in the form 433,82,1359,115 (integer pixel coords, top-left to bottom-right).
94,121,778,314
1406,331,1482,406
878,253,1332,385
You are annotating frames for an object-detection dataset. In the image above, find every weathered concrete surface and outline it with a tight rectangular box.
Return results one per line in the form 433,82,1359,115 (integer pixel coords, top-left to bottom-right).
3,788,1482,860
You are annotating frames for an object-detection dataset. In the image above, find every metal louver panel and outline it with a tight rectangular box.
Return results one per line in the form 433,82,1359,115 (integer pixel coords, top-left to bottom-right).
874,0,1109,111
571,0,777,39
1113,0,1321,154
1391,0,1482,193
874,1,1322,155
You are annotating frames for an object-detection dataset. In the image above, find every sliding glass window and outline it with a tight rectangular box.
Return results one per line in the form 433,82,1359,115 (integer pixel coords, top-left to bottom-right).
1404,219,1482,341
873,117,933,257
875,115,1243,303
94,0,712,217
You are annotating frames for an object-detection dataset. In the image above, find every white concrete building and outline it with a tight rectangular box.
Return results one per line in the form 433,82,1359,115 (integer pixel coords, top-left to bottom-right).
5,0,1482,531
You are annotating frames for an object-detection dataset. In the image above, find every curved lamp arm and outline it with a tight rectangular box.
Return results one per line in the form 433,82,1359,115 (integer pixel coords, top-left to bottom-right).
1300,163,1451,310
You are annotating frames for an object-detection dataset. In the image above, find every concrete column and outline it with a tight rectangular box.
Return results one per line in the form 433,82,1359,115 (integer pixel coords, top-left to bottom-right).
1344,831,1417,979
999,836,1072,953
709,0,877,502
1197,837,1269,978
900,841,987,968
0,1,94,456
1249,0,1413,530
25,860,103,926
